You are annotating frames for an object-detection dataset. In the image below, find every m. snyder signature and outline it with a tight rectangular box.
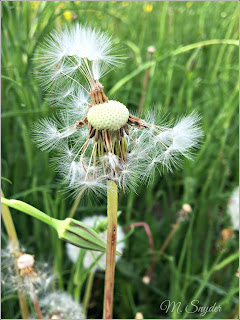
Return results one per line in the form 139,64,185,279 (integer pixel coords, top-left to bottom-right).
160,300,222,317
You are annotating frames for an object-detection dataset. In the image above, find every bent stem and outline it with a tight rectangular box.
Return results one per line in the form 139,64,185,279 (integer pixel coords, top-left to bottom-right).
125,222,155,280
103,180,118,319
1,190,30,319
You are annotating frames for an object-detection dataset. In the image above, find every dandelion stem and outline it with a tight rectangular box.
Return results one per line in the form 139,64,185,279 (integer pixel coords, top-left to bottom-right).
82,271,95,316
103,180,118,319
1,190,30,319
1,197,59,228
31,291,43,319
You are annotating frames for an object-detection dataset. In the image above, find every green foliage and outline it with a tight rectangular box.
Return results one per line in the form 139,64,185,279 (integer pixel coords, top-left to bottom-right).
1,1,239,319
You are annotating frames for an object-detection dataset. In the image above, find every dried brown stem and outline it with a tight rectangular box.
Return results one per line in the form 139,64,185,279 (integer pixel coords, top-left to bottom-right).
31,293,43,319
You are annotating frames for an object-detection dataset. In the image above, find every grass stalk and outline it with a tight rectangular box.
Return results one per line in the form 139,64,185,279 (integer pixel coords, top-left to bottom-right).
82,271,95,316
156,216,182,260
1,190,30,319
69,189,85,218
138,47,155,116
103,180,118,319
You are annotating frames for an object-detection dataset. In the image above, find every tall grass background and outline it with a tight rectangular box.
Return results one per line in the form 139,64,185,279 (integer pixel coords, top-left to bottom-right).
1,1,239,319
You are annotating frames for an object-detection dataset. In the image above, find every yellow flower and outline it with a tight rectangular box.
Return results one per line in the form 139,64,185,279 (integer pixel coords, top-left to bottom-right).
30,1,41,10
59,2,66,9
63,10,73,21
122,1,128,6
74,1,80,4
143,4,153,13
186,2,192,8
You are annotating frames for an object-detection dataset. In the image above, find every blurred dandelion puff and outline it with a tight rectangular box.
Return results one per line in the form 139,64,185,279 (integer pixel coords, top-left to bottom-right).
40,291,85,319
33,24,203,197
228,186,239,231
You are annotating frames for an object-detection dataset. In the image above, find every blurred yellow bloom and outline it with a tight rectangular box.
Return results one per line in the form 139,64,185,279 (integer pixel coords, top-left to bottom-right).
63,10,73,21
122,1,129,6
186,2,193,8
143,4,153,13
59,2,66,9
74,1,80,4
30,1,41,10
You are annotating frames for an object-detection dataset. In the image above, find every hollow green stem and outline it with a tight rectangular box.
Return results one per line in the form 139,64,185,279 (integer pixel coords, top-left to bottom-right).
103,180,118,319
1,197,110,253
1,190,30,319
83,271,95,316
1,197,59,228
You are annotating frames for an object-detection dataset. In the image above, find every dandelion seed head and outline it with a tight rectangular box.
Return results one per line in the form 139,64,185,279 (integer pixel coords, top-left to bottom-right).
17,254,35,269
142,275,150,285
1,245,54,296
33,25,203,197
182,203,192,213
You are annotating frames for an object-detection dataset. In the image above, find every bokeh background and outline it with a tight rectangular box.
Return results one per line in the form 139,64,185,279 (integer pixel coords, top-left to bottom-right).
1,1,239,319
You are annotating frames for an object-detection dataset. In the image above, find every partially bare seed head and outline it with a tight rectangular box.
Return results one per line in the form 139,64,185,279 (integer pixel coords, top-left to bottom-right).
17,253,35,270
87,100,129,131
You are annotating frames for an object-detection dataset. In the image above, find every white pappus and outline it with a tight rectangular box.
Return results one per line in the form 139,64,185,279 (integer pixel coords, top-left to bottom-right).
33,25,203,197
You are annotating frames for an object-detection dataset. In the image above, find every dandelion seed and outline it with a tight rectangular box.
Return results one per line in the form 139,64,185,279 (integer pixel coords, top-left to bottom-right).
66,215,125,271
33,25,202,197
228,186,239,231
40,292,85,319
